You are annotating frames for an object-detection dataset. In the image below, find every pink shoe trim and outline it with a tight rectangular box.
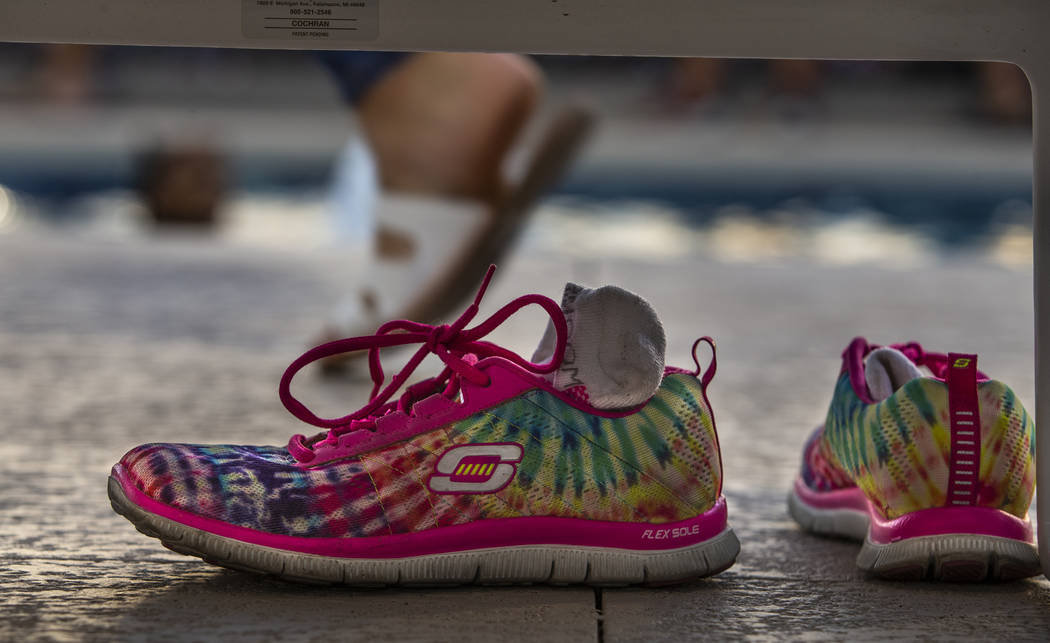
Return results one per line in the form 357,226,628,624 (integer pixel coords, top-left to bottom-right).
792,476,868,512
113,465,729,558
306,359,679,465
867,505,1034,545
793,477,1034,545
946,352,980,506
306,361,536,465
692,337,723,498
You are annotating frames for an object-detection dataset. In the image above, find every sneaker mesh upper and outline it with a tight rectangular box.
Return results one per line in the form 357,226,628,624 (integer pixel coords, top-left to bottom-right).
818,372,1035,520
120,373,722,538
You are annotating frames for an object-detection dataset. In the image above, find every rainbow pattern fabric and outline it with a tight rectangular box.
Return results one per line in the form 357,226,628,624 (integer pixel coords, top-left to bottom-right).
119,373,721,539
811,372,1035,520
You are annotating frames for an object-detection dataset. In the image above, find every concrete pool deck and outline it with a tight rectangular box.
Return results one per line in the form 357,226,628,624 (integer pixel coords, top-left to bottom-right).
1,227,1048,641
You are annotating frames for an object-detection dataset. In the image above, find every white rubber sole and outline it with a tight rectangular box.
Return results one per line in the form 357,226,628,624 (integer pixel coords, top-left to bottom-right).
110,477,740,587
787,488,1041,581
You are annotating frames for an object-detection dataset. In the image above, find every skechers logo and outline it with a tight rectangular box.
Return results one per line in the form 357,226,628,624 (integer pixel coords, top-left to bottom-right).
427,443,523,494
642,525,701,540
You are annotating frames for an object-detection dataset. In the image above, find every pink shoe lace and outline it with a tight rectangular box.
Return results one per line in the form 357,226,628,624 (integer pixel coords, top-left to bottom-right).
280,266,568,463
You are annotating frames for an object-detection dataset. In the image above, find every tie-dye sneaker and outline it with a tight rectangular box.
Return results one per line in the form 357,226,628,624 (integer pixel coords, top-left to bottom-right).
109,267,738,586
788,338,1038,581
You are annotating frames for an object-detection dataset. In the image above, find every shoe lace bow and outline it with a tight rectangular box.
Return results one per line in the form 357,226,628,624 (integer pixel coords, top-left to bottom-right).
280,266,567,463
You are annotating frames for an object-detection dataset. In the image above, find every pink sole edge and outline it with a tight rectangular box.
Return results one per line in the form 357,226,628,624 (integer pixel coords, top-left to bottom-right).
792,477,1035,545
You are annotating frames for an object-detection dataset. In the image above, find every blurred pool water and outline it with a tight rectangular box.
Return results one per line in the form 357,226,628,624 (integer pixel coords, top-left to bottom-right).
0,179,1033,271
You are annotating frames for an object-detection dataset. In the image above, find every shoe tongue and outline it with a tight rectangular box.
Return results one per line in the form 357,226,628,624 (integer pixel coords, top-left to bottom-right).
531,283,666,409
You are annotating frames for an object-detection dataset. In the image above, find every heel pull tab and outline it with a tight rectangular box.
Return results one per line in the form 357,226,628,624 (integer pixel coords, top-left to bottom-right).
946,353,980,506
691,337,717,389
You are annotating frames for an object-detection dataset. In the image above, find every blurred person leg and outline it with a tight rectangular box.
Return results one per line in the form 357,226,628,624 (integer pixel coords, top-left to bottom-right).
768,59,823,97
662,58,824,116
338,52,540,204
36,44,96,104
317,51,592,369
766,59,825,119
664,57,726,111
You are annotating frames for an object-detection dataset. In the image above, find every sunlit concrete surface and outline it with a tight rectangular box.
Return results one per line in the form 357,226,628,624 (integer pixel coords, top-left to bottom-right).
1,217,1048,641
